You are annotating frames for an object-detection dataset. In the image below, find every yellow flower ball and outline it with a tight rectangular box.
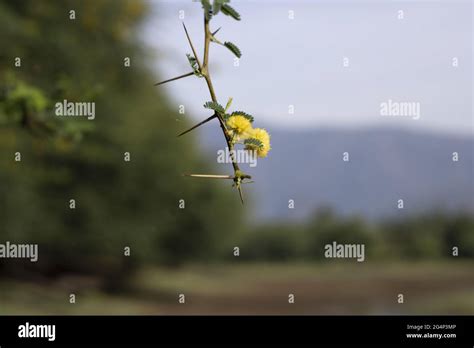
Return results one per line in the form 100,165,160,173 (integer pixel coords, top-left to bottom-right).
246,128,271,158
226,115,252,136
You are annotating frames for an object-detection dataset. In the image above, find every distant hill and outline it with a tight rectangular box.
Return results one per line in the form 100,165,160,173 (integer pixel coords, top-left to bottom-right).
197,124,474,222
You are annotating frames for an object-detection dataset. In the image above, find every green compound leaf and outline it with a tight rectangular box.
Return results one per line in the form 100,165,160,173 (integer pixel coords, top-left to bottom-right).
224,97,233,112
230,111,254,123
244,137,263,149
221,4,241,20
213,0,230,15
224,41,242,58
203,101,225,113
186,53,202,77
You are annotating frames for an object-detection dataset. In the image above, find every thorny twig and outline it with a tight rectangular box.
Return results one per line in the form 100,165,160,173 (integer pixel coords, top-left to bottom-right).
155,18,250,203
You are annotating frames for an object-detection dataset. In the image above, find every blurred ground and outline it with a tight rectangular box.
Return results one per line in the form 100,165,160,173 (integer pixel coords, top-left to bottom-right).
1,261,473,315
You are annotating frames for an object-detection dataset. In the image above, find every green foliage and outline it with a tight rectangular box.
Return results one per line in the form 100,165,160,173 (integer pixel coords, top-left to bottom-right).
0,75,92,141
305,211,376,261
231,111,253,122
238,225,306,261
0,0,242,283
203,101,225,113
224,41,242,58
221,4,241,20
379,212,474,259
4,82,48,114
0,78,48,124
235,209,474,262
224,97,233,112
213,0,230,15
201,0,238,20
186,53,202,77
244,138,263,149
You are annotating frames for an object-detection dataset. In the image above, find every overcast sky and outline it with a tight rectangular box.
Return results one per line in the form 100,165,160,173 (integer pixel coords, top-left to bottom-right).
144,0,473,136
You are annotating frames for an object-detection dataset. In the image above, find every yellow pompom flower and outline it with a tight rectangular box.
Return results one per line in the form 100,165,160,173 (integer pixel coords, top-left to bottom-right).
245,128,271,158
226,115,252,139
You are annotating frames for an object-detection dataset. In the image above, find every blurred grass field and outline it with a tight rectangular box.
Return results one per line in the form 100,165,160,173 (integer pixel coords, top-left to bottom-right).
1,261,473,315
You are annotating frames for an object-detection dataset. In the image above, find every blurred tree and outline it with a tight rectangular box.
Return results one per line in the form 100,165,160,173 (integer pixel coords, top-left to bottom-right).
0,0,242,286
440,213,474,258
382,214,446,259
238,223,306,261
304,208,377,261
237,209,474,262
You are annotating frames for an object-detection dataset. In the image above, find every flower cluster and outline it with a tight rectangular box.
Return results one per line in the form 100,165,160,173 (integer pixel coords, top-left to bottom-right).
225,111,271,158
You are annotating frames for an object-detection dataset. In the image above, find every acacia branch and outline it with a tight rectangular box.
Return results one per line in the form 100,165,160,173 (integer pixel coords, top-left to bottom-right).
156,16,250,204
